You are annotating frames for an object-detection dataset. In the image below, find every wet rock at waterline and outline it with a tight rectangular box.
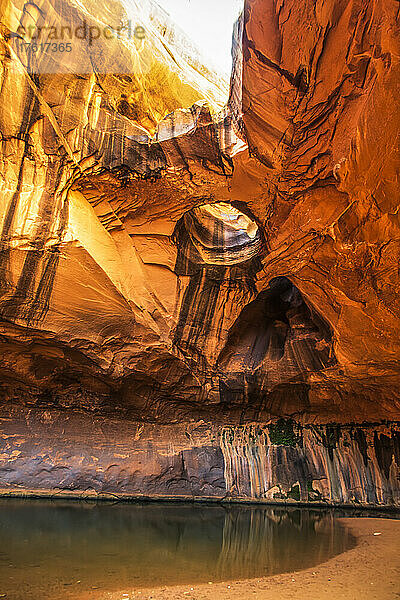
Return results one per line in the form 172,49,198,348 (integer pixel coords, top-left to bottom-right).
0,0,399,506
0,407,399,507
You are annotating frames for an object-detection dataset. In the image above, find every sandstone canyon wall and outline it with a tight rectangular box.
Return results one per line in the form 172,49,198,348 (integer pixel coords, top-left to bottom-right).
0,0,399,506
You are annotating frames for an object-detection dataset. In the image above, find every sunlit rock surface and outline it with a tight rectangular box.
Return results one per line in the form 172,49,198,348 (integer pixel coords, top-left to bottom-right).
0,0,399,505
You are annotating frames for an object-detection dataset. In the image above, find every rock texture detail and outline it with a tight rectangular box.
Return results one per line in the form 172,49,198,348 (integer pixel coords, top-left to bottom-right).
0,0,399,505
0,407,398,506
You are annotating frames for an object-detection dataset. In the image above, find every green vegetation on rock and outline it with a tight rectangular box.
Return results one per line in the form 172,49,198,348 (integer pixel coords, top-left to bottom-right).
269,419,301,447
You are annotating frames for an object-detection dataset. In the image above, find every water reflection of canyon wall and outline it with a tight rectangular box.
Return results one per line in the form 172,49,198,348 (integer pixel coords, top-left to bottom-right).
0,501,354,598
217,507,353,579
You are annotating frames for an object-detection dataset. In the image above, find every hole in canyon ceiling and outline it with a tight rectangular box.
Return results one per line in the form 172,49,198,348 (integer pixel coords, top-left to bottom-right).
173,202,262,269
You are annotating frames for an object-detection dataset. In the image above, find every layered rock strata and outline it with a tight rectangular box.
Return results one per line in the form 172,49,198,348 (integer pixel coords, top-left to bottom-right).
0,406,398,506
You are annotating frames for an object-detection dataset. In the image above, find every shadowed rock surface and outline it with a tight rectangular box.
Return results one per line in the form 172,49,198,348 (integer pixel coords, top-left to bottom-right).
0,0,399,506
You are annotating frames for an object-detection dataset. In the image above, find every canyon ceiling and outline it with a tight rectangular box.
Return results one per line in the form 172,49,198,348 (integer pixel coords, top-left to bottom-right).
0,0,399,506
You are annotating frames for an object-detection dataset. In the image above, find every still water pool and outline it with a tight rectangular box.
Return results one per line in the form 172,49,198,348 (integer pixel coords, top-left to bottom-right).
0,500,355,599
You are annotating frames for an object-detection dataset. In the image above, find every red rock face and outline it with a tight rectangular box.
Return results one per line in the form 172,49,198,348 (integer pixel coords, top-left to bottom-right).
0,0,399,504
241,0,400,380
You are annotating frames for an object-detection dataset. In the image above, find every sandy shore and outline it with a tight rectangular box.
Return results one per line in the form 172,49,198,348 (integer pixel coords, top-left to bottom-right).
81,517,399,600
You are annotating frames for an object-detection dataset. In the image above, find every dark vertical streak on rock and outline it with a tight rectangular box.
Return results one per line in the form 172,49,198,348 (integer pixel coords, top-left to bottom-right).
1,155,67,323
0,77,40,290
220,423,400,505
25,249,60,324
0,157,26,290
374,432,394,480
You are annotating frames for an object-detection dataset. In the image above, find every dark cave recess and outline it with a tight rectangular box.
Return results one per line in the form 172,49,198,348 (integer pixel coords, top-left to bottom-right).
172,202,336,408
